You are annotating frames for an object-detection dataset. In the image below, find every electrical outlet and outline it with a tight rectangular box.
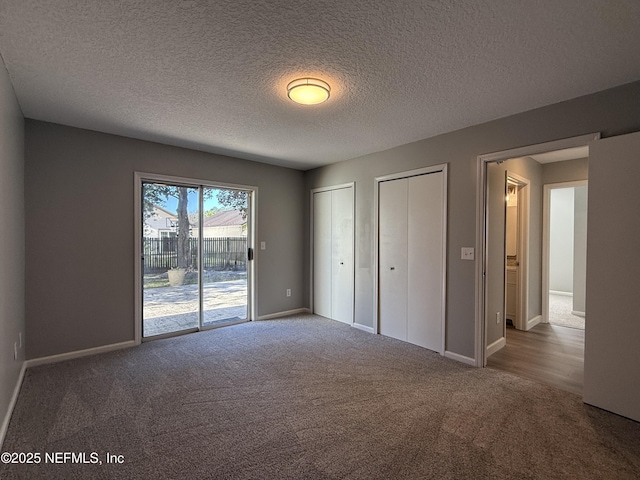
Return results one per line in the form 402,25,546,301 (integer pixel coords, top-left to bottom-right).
286,288,291,297
461,247,475,260
496,312,501,324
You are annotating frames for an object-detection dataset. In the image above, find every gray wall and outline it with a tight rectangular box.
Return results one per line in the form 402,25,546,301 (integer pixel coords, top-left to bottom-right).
304,81,640,359
573,186,588,313
542,157,588,184
25,121,305,359
0,58,25,440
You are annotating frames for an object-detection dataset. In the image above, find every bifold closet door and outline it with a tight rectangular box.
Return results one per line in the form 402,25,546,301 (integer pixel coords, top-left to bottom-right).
331,187,354,324
379,171,444,352
379,179,409,341
313,187,354,325
313,190,332,318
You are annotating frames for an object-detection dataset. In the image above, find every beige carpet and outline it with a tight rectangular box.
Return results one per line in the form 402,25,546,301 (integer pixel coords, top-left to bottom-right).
549,293,585,329
2,315,638,479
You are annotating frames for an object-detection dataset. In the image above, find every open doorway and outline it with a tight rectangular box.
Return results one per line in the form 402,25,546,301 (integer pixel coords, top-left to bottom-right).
543,182,588,330
477,133,598,395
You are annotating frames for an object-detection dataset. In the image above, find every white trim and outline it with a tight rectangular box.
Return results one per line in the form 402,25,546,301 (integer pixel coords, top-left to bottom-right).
0,363,26,449
476,133,600,368
352,323,375,334
309,182,356,325
25,341,136,368
444,351,476,366
571,310,586,318
549,290,573,297
374,163,448,355
542,181,587,323
257,308,310,320
527,314,542,330
486,337,506,357
134,172,257,343
506,172,530,332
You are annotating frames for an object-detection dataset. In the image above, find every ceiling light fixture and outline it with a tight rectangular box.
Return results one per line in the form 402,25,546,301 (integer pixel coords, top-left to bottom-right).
287,78,331,105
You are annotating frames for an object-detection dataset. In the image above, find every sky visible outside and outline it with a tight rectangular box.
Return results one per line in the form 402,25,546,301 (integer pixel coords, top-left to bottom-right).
162,189,222,214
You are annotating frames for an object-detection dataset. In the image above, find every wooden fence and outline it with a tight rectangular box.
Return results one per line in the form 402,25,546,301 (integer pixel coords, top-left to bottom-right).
143,237,247,273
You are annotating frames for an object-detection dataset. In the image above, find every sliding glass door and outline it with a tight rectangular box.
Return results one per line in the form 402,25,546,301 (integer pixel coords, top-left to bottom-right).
140,178,252,340
201,187,249,327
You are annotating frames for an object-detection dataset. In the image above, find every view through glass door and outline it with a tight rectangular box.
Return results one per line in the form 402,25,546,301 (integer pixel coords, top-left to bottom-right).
141,181,250,339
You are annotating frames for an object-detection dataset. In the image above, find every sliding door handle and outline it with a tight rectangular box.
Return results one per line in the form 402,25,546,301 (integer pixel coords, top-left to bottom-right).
247,248,254,261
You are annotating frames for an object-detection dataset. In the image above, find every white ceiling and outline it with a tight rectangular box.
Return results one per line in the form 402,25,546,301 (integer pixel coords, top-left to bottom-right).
529,146,589,164
1,1,640,170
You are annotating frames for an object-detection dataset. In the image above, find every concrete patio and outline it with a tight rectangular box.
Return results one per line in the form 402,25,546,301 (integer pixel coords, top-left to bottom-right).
143,279,247,337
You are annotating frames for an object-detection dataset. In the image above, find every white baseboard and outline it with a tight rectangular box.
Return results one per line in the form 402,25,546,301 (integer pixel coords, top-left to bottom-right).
257,308,310,320
527,314,542,330
486,337,506,357
352,323,375,334
571,310,586,317
549,290,573,297
25,340,136,368
444,350,476,366
1,362,26,449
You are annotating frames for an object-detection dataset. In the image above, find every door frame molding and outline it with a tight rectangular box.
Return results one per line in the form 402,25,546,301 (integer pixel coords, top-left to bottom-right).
475,133,599,367
506,172,531,332
373,164,448,355
134,171,258,345
309,182,355,325
542,180,588,324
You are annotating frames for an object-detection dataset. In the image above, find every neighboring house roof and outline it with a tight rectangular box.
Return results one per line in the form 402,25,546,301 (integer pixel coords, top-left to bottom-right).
203,210,245,227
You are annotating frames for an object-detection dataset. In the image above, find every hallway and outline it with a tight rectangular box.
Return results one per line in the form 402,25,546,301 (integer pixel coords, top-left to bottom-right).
487,323,584,396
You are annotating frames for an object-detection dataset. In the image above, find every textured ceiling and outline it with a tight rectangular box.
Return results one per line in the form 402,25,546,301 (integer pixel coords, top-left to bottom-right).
1,1,640,170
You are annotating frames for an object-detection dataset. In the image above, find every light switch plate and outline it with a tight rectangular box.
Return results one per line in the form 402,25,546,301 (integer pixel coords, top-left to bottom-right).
260,241,266,250
461,247,475,260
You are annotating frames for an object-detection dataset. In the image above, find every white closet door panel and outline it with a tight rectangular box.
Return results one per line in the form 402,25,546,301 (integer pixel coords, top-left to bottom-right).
379,179,408,341
407,172,444,352
313,191,332,318
331,187,354,324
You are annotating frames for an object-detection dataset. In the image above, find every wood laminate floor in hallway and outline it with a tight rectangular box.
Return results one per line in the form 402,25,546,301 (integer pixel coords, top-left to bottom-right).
487,323,584,396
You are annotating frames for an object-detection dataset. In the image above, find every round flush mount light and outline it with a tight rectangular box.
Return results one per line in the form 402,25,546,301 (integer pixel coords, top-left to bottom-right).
287,78,331,105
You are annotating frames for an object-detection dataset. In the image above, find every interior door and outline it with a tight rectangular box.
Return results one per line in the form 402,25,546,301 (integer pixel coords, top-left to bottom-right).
583,131,640,422
407,172,444,351
379,171,445,353
312,185,354,324
331,186,354,324
379,178,409,341
313,190,332,318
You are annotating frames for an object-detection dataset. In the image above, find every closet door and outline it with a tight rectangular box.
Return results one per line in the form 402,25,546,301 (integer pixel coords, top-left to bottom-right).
407,173,444,351
378,170,445,354
379,179,408,341
313,186,354,324
313,190,332,318
331,186,354,324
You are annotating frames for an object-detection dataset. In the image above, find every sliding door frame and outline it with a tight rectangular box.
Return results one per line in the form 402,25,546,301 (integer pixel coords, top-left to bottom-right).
134,172,257,345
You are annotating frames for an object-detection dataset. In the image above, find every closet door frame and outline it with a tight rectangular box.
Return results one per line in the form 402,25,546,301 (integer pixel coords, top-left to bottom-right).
374,164,448,354
310,183,355,323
